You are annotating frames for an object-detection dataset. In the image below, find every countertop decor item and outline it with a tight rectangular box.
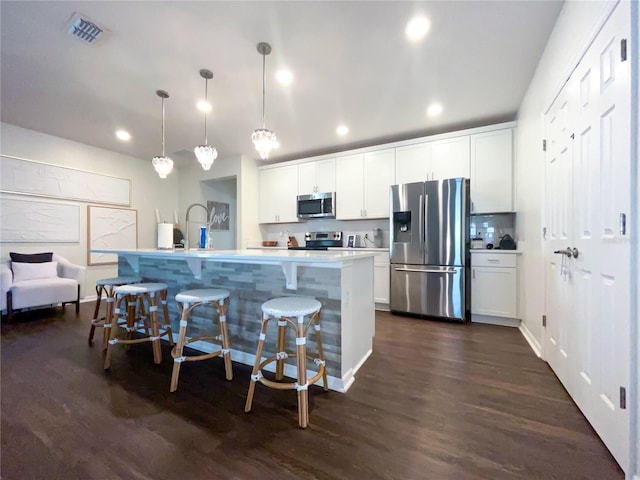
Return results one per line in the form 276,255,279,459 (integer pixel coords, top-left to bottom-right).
152,90,174,179
262,241,278,247
194,69,218,170
251,42,278,159
287,235,298,247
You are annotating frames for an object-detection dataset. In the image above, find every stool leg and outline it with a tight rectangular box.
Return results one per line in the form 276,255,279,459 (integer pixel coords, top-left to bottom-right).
275,317,287,381
102,286,116,351
313,312,329,391
104,295,125,370
296,314,309,428
137,297,150,337
160,289,174,345
88,285,103,345
245,314,269,413
125,295,138,350
148,293,162,364
217,301,233,381
170,303,190,392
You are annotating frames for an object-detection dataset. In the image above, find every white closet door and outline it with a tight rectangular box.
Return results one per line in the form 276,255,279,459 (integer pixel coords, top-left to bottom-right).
544,2,631,469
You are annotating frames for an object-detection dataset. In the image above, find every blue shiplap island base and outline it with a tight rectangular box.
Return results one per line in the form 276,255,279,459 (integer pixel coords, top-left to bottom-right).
92,249,376,392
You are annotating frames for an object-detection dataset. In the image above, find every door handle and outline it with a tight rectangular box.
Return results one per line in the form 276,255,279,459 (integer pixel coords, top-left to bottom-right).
553,247,579,258
394,267,457,274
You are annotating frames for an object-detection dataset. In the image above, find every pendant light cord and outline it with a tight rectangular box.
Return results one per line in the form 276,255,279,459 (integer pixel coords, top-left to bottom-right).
204,78,208,145
262,52,266,128
161,97,166,156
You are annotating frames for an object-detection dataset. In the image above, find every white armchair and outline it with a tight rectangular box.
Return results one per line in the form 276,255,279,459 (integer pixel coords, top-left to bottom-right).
1,254,86,321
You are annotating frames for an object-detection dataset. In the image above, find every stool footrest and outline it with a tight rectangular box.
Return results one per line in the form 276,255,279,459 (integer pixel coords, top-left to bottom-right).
171,347,224,363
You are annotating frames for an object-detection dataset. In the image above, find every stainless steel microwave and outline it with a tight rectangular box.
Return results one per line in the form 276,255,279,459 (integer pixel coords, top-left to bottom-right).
297,192,336,219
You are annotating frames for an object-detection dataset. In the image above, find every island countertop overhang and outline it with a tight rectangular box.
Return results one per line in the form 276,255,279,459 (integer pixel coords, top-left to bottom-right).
90,248,377,263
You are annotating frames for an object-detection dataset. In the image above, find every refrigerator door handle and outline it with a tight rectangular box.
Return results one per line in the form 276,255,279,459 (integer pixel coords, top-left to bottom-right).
418,194,425,246
423,193,429,260
393,267,458,274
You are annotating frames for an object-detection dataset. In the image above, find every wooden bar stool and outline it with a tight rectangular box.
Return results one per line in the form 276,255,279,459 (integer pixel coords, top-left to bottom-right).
170,288,233,392
88,276,142,349
245,296,328,428
104,283,174,370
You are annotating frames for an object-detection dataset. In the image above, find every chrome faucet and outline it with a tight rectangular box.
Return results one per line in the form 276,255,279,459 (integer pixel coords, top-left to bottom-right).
185,203,210,249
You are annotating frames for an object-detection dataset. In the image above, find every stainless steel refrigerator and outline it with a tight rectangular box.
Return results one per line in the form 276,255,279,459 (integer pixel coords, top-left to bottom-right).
389,178,470,321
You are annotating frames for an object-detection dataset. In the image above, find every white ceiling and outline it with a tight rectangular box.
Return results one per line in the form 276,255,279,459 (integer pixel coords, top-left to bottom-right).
0,1,563,169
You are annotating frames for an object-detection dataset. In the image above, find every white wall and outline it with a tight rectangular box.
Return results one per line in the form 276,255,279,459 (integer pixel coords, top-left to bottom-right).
177,154,260,249
515,0,614,348
0,122,179,296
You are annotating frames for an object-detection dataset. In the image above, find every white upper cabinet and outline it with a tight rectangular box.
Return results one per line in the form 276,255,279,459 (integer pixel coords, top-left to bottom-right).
430,136,470,180
395,137,470,184
259,164,299,223
336,149,395,220
395,143,430,184
336,153,365,220
470,129,513,213
364,149,395,218
298,158,336,195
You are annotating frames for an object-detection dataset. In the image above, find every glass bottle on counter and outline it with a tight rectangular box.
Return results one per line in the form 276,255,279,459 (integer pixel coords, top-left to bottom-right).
207,227,215,249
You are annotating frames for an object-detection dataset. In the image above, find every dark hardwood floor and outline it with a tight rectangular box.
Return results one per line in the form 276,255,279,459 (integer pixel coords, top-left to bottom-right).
1,303,623,480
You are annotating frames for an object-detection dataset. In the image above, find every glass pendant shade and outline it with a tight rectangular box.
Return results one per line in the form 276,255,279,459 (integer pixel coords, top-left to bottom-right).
195,69,217,171
194,144,218,170
152,90,172,179
252,42,279,160
252,128,278,160
152,155,173,178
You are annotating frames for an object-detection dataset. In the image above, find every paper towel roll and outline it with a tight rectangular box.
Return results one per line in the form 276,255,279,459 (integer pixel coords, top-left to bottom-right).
157,223,173,250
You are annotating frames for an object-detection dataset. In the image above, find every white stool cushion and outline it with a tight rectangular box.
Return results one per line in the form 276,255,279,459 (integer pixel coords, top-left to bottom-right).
96,276,142,287
262,297,321,317
175,288,230,305
114,282,168,295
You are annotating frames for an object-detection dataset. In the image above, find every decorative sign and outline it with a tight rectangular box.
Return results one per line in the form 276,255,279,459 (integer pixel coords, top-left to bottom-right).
207,201,230,231
0,197,80,243
88,205,137,265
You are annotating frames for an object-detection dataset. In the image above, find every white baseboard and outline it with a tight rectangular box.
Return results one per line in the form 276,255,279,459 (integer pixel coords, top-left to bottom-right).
519,322,542,358
472,314,520,328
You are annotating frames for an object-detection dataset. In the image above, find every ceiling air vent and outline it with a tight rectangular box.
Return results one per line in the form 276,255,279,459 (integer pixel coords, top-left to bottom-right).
65,13,105,45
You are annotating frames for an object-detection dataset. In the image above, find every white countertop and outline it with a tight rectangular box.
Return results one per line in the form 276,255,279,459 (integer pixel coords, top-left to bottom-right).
91,248,377,264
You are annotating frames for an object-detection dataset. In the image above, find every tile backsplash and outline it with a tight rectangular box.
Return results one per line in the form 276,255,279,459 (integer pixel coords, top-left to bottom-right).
470,213,516,248
260,218,390,248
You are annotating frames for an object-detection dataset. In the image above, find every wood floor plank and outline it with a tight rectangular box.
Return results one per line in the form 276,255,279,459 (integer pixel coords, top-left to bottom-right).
1,305,623,479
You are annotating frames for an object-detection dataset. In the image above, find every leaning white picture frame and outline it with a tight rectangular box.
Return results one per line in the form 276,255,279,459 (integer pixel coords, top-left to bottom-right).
87,205,137,265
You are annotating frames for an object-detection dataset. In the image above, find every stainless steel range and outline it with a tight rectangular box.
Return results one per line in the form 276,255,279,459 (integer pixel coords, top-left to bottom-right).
288,231,343,250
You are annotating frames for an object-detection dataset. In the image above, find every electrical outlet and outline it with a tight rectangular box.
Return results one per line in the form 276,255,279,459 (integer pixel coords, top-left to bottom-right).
364,234,369,239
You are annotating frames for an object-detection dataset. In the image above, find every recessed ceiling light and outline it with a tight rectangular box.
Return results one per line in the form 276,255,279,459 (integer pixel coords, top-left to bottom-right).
405,16,431,42
427,103,443,116
115,129,131,141
336,125,349,136
197,100,212,112
275,69,293,85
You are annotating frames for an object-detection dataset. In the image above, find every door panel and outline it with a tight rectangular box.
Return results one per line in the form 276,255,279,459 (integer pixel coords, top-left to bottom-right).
544,2,630,469
390,182,424,265
390,265,464,320
424,178,467,267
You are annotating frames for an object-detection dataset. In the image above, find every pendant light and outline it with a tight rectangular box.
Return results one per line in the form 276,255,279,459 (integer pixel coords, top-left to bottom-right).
252,42,279,160
194,69,218,170
152,90,174,179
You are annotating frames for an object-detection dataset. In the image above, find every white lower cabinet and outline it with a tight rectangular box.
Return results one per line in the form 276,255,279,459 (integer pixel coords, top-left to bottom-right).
374,252,390,307
471,252,518,325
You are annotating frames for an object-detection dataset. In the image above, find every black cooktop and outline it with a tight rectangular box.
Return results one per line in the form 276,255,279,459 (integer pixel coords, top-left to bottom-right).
287,246,329,251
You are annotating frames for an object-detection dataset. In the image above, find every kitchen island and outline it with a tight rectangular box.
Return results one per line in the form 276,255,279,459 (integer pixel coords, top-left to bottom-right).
90,248,376,392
